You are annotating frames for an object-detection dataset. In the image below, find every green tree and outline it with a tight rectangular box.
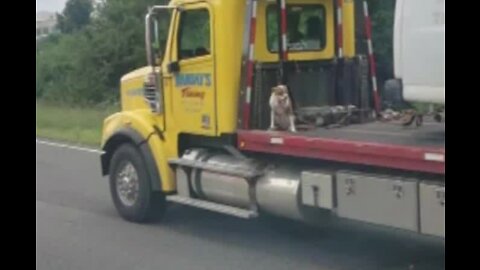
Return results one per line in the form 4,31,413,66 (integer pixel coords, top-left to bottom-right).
37,0,395,106
57,0,93,33
37,0,169,105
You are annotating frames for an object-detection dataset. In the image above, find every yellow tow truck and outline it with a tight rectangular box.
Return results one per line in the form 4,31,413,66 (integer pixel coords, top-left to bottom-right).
100,0,445,238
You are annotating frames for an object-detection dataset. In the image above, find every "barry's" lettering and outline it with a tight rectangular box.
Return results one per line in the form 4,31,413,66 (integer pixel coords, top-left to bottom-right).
175,73,211,87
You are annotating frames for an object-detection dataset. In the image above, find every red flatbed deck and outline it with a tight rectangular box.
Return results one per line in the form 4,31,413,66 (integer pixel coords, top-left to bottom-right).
237,120,445,174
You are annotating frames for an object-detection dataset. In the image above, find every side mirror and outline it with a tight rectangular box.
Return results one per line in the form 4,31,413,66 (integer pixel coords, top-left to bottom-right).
143,5,178,116
154,39,166,65
145,14,157,66
145,8,172,67
167,61,180,73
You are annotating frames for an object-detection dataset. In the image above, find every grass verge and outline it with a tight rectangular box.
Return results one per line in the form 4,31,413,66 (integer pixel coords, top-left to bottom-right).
36,101,119,147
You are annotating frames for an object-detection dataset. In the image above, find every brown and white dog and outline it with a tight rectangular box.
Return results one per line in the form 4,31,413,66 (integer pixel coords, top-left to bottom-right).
269,84,296,132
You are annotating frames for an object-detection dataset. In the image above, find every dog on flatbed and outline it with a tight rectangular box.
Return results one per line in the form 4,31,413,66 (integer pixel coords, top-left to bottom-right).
269,84,296,132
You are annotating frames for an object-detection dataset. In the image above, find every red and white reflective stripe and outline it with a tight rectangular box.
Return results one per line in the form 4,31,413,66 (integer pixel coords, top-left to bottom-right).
280,0,288,60
363,1,381,113
336,0,343,58
242,0,258,129
424,152,445,162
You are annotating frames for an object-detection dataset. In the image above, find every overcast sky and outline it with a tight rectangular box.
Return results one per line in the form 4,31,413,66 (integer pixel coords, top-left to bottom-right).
36,0,67,13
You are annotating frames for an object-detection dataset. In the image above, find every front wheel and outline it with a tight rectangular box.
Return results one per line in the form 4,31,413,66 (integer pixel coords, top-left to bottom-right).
109,144,166,223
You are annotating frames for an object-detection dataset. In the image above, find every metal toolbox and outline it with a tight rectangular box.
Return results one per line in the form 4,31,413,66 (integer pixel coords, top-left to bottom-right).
301,171,334,210
336,171,419,232
419,182,445,237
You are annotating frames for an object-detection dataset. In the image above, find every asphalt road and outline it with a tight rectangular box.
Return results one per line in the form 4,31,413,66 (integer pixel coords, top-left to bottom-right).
36,140,445,270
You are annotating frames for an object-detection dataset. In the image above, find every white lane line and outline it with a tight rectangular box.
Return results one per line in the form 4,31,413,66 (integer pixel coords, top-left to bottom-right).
36,139,104,154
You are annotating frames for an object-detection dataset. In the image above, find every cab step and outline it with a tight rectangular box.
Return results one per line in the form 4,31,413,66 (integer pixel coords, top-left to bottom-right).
166,195,258,219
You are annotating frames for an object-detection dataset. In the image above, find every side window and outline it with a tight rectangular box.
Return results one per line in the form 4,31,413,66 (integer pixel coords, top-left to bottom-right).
177,9,211,61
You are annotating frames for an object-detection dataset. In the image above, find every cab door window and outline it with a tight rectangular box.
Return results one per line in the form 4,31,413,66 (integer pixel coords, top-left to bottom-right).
177,9,211,61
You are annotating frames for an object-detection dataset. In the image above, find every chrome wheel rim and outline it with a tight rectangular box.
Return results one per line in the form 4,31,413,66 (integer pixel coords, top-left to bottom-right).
116,161,139,207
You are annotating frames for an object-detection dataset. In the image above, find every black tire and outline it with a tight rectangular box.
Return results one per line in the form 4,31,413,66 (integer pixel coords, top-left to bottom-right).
109,143,166,223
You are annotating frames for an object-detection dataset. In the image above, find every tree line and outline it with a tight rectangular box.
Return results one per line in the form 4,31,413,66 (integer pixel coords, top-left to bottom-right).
36,0,395,106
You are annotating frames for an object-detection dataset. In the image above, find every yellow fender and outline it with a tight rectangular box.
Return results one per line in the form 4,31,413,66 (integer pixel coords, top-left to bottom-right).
100,110,176,193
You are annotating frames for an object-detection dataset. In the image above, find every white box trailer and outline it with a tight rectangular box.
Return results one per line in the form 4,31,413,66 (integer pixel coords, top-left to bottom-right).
394,0,445,104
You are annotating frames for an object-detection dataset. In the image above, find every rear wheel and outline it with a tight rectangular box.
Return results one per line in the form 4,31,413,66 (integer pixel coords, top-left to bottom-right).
109,144,166,223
